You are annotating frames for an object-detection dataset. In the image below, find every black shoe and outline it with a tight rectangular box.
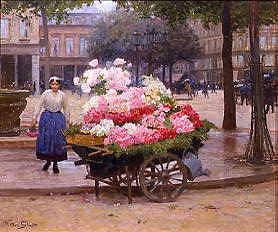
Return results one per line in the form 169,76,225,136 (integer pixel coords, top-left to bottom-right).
53,163,60,174
42,161,51,171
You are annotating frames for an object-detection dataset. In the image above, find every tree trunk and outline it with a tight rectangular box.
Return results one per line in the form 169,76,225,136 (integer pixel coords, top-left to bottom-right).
162,64,166,83
41,8,50,84
222,1,236,130
249,1,264,162
147,62,153,75
169,63,173,89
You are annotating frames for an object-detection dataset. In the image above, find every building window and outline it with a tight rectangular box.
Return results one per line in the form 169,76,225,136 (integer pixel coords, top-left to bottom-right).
259,36,267,50
217,57,223,69
19,19,29,38
52,37,60,56
0,18,9,38
79,37,89,56
264,54,274,66
65,38,74,56
271,36,277,49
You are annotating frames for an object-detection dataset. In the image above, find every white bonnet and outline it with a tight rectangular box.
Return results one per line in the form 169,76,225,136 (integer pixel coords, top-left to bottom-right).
49,76,61,83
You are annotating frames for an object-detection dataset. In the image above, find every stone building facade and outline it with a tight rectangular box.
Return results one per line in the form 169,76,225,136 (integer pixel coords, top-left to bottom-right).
0,13,40,94
40,12,100,89
173,20,278,84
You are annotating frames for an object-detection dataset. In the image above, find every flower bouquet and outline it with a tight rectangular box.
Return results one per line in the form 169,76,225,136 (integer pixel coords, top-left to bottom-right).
66,58,215,157
25,125,39,137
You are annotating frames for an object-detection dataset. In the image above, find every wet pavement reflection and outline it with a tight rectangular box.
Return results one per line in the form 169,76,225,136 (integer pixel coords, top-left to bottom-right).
0,130,276,190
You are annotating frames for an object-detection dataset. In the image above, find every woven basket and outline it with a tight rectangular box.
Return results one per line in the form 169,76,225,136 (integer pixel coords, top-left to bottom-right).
66,134,104,147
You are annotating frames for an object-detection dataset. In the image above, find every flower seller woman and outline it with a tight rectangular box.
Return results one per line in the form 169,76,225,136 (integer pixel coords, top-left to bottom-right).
32,76,70,174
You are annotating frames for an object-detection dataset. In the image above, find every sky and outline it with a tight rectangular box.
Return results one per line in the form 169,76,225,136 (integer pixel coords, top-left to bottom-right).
71,1,117,13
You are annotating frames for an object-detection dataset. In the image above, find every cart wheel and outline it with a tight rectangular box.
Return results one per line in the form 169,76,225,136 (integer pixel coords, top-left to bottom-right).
139,153,189,202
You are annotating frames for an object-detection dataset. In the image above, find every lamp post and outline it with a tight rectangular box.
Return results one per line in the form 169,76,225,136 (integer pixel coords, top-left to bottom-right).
132,31,141,85
143,25,167,76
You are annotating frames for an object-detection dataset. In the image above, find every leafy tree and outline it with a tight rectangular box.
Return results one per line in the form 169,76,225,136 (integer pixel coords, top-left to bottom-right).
154,23,201,86
121,1,278,130
1,0,95,83
89,10,201,85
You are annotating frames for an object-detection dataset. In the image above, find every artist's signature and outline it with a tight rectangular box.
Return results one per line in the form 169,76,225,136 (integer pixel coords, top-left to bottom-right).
2,219,37,229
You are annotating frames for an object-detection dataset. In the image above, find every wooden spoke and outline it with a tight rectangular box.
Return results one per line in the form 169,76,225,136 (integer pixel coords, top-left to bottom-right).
154,166,161,173
158,157,164,171
149,179,162,193
166,156,171,170
167,180,176,188
139,153,189,203
167,162,179,172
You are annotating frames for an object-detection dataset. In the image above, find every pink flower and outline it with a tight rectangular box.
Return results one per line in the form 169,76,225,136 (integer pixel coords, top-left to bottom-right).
106,67,131,91
104,126,135,148
88,59,98,68
97,96,108,112
141,113,165,128
170,115,194,134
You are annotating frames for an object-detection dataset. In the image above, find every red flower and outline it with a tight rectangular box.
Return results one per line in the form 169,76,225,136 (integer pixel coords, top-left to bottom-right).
178,104,203,128
155,128,177,140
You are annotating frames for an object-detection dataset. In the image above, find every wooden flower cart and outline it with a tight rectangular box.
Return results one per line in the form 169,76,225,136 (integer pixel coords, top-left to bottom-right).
67,134,204,204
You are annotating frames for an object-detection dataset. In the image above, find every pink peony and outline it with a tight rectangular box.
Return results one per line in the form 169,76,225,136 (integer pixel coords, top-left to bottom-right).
170,115,195,134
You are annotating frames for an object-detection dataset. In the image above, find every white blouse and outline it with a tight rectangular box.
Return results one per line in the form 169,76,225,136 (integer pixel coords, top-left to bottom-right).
33,89,70,121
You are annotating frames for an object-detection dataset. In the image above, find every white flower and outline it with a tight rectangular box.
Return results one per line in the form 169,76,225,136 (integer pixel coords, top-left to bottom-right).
90,119,115,137
81,83,91,93
89,59,99,68
106,89,118,97
127,62,132,68
123,123,138,134
113,58,126,66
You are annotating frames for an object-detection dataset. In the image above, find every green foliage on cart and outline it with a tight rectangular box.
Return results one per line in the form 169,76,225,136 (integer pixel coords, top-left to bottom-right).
107,120,215,158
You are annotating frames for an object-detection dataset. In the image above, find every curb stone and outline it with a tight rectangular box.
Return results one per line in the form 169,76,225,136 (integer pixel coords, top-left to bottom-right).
0,169,276,197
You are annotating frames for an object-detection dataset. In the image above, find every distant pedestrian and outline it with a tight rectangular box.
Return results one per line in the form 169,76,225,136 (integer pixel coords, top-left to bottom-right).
202,82,209,98
32,76,70,174
184,81,193,99
240,83,251,106
211,83,216,93
264,82,275,114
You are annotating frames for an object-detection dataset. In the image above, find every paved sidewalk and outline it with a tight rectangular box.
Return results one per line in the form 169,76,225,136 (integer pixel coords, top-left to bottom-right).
0,131,276,195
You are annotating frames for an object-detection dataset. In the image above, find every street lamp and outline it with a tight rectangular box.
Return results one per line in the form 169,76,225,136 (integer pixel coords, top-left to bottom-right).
132,31,141,85
132,26,167,84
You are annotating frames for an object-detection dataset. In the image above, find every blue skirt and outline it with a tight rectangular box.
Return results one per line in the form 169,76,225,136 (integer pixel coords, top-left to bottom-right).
36,111,67,162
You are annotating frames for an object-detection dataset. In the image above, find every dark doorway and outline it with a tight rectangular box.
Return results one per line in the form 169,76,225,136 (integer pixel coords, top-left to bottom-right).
18,55,32,88
63,65,74,90
0,55,15,89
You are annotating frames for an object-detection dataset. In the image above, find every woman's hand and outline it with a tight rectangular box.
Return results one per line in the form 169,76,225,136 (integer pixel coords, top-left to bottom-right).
31,118,37,127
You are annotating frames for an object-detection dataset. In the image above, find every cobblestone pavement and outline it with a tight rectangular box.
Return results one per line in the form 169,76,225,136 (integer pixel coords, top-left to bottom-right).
20,90,276,131
0,181,275,232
